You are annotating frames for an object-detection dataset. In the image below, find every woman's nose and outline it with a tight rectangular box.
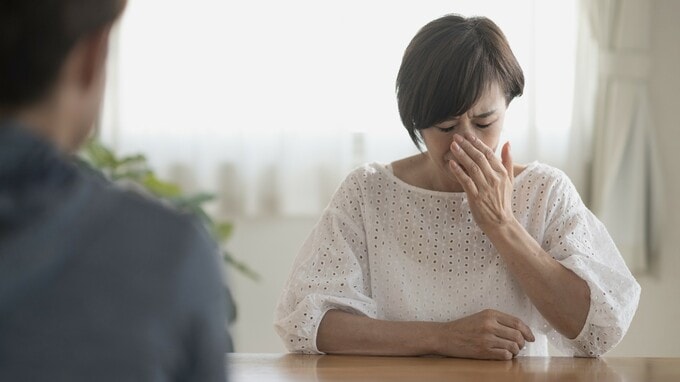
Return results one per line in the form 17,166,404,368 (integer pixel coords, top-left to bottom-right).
454,121,476,141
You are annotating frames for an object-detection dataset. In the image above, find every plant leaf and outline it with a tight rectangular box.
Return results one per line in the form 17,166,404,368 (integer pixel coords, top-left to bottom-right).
83,139,119,169
141,173,182,198
111,169,151,182
213,222,234,241
223,251,260,281
117,154,147,167
172,193,215,210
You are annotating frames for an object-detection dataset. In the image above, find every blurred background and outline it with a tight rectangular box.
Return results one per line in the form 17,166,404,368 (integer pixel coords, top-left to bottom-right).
98,0,679,356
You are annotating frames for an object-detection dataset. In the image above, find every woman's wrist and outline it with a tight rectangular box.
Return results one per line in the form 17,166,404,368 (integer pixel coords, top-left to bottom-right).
483,217,550,277
483,216,524,244
424,321,447,356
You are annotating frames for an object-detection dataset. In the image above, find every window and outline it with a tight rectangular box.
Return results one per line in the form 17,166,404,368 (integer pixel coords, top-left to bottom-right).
100,0,578,217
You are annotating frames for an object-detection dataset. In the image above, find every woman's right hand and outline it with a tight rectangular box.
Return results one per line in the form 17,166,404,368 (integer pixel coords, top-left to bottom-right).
434,309,535,360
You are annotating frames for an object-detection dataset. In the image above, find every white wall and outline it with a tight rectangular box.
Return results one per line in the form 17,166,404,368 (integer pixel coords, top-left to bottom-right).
228,217,316,353
227,0,680,356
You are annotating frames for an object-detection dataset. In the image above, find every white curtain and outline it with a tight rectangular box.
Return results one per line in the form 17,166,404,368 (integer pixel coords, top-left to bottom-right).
100,0,578,218
570,0,656,273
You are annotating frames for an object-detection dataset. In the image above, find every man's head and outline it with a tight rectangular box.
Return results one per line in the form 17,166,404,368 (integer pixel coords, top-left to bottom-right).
0,0,126,151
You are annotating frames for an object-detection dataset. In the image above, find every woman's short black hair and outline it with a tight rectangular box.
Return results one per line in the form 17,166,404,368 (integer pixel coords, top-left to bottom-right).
396,14,524,149
0,0,126,110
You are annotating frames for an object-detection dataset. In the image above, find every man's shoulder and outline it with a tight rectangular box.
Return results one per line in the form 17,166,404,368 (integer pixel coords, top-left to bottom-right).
80,173,215,258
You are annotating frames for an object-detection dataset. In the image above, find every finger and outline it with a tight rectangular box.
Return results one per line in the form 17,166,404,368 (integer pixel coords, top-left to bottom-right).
465,133,506,174
457,134,498,177
495,313,535,342
450,135,489,188
448,159,478,196
494,325,526,350
488,348,514,361
491,338,521,357
501,141,514,183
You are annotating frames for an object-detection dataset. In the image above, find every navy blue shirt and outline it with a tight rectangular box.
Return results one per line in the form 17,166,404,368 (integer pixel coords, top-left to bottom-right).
0,121,231,381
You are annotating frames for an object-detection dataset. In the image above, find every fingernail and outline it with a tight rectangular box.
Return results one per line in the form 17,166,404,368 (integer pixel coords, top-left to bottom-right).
452,142,460,151
454,135,464,143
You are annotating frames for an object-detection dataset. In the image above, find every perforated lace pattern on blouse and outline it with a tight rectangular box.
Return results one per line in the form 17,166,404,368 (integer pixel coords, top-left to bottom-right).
274,162,640,356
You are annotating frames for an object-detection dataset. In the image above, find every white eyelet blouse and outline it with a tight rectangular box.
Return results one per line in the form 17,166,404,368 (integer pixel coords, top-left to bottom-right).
274,162,641,356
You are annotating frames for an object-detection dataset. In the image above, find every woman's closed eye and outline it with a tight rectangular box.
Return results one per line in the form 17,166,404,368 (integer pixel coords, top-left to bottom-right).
476,119,497,129
436,125,456,133
435,120,494,132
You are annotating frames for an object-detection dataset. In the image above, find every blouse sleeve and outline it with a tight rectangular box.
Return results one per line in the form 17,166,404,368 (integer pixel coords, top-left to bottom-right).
540,172,641,357
274,171,377,354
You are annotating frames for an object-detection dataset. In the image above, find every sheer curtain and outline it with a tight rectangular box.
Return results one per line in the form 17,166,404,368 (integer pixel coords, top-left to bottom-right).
568,0,656,273
100,0,578,218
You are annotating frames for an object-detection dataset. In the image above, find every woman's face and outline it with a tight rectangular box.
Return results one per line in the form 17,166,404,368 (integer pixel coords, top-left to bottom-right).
420,83,508,189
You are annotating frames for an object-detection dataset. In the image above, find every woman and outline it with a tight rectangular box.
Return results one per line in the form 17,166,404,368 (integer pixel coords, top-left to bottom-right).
274,14,640,359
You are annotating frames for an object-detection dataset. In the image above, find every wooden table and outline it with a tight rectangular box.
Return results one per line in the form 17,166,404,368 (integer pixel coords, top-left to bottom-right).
228,353,680,382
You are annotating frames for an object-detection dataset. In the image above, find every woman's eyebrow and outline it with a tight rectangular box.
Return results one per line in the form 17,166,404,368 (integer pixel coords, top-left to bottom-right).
473,109,497,118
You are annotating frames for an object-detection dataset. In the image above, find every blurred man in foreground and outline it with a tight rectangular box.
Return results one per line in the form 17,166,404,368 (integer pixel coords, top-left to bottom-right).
0,1,231,380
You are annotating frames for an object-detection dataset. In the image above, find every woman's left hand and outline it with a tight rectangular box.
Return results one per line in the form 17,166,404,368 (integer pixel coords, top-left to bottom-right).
448,133,516,235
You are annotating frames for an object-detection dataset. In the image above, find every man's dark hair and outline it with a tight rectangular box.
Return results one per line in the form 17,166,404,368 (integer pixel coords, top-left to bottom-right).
396,14,524,149
0,0,126,110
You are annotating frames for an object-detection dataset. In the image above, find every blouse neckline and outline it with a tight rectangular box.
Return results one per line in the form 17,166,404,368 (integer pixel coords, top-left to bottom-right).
375,160,540,198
